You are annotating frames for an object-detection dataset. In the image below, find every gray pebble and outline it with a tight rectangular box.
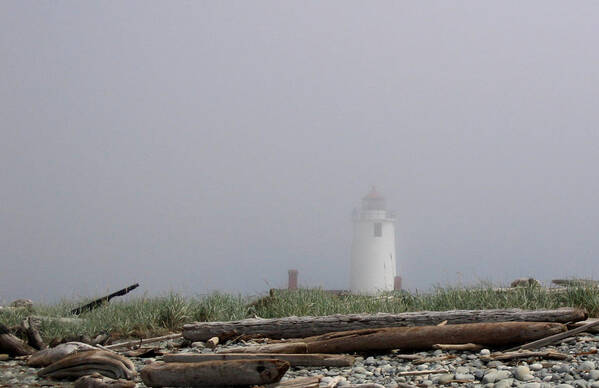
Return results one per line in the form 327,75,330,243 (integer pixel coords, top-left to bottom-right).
581,362,597,371
493,378,514,388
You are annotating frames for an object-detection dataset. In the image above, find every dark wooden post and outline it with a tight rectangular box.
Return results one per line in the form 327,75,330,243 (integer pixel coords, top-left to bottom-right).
394,276,402,291
288,270,298,290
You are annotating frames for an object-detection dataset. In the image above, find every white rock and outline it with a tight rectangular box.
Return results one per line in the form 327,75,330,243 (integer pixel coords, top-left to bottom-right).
513,365,534,381
530,363,543,371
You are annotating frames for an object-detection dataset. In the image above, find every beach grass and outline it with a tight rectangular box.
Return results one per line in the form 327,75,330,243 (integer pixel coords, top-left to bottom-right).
1,285,598,341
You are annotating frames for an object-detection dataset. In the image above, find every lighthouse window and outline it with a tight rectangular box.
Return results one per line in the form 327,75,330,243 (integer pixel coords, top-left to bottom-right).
374,222,382,237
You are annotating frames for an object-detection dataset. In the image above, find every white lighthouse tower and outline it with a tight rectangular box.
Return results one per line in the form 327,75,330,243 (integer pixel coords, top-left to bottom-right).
350,187,397,294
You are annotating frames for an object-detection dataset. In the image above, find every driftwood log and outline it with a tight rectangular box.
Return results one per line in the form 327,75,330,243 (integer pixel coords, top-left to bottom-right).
28,342,98,367
507,318,599,351
0,323,35,357
140,359,290,387
163,352,355,367
74,373,136,388
71,283,140,315
22,317,46,350
38,350,136,380
183,308,586,341
220,322,566,354
569,318,599,334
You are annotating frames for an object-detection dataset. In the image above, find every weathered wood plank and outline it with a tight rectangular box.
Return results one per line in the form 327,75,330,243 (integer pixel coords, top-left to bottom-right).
183,308,586,341
163,352,354,367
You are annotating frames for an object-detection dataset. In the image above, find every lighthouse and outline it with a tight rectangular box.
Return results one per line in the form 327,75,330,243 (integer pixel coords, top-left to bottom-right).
350,187,397,294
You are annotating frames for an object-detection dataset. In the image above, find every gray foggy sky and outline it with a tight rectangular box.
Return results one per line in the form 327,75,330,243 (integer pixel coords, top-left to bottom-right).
1,1,599,302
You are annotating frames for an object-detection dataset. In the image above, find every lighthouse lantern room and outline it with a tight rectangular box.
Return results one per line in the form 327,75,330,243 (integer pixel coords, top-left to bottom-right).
350,187,397,294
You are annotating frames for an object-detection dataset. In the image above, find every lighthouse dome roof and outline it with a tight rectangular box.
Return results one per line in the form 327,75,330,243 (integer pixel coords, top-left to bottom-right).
362,186,384,200
361,186,386,210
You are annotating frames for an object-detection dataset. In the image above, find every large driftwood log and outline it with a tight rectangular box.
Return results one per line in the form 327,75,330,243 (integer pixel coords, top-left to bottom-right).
163,352,354,367
220,322,566,354
183,308,585,341
0,323,35,357
140,359,290,387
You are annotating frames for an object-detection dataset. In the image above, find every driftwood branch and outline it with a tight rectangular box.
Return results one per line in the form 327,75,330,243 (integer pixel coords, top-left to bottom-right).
0,323,35,357
568,318,599,334
257,376,321,388
482,350,571,361
163,352,355,367
413,354,457,364
507,319,599,352
22,317,46,350
105,333,181,350
221,322,566,354
432,343,483,351
71,283,140,315
397,369,448,376
182,308,585,341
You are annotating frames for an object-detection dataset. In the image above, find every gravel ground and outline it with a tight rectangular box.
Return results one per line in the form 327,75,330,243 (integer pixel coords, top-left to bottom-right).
3,334,599,387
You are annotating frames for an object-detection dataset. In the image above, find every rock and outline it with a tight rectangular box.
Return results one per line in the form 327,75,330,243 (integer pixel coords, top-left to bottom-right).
483,372,500,384
514,365,534,381
530,363,544,371
480,349,491,356
364,356,377,365
580,361,596,371
511,278,541,288
0,354,8,361
191,341,205,349
206,336,219,349
522,383,541,388
436,374,454,384
455,372,475,380
9,299,33,308
571,380,588,388
589,370,599,380
494,378,514,388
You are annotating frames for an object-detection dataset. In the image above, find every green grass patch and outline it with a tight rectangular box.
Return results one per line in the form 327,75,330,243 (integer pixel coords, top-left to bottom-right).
1,285,598,341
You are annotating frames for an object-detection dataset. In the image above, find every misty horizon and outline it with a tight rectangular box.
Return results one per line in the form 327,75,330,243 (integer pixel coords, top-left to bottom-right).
2,2,599,303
